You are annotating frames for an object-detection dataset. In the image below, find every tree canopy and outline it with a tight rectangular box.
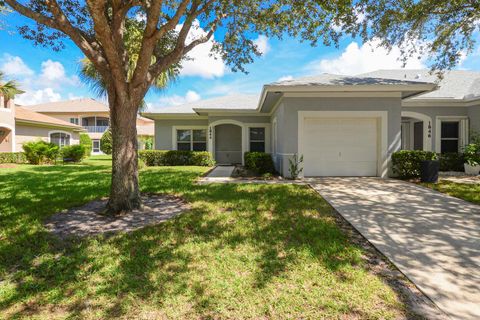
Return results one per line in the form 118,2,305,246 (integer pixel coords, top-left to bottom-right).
0,71,23,100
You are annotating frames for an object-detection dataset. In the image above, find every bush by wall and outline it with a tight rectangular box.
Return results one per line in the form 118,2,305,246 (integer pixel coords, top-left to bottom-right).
61,144,87,162
244,152,275,174
438,152,465,172
100,129,112,155
0,152,26,164
80,133,92,157
391,150,437,178
138,150,215,166
22,140,60,165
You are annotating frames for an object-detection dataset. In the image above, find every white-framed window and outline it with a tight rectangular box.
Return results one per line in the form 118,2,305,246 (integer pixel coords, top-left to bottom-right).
50,132,71,148
176,129,207,151
249,127,265,152
92,139,100,153
69,118,79,125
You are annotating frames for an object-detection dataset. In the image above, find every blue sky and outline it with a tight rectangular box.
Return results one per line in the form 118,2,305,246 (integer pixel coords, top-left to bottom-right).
1,12,479,111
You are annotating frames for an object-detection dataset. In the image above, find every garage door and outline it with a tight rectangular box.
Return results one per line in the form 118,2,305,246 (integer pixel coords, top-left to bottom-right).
303,118,378,176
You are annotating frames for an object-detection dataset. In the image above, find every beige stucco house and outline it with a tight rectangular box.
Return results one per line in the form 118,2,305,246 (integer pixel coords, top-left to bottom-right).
26,98,154,154
0,97,84,152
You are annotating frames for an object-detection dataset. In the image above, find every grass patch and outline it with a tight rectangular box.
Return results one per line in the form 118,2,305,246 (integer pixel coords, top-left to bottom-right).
0,156,405,319
422,181,480,204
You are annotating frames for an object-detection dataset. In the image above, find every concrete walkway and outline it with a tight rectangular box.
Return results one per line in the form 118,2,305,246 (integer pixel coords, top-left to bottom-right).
309,178,480,320
199,165,235,183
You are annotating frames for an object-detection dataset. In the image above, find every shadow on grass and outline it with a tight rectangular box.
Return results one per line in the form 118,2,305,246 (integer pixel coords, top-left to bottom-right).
0,165,390,319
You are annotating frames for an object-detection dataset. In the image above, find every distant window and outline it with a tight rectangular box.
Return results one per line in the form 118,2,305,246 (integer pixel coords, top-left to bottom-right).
441,121,459,153
249,127,265,152
50,132,70,148
92,139,100,153
176,129,207,151
96,119,109,127
70,118,79,125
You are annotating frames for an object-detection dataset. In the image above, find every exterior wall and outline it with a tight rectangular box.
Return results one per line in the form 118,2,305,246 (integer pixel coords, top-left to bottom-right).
402,106,469,152
15,124,80,151
154,119,208,149
0,99,15,152
468,105,480,135
0,130,12,152
272,96,402,177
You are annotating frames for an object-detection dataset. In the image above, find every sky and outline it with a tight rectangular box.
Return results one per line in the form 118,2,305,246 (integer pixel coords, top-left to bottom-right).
1,11,479,112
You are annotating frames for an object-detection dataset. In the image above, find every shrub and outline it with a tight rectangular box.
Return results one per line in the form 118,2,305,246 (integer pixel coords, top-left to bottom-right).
391,150,438,178
138,150,214,166
0,152,26,164
80,133,92,157
439,153,465,172
288,153,304,180
138,157,146,170
61,144,87,162
22,140,60,165
463,143,480,166
100,129,112,155
244,152,275,174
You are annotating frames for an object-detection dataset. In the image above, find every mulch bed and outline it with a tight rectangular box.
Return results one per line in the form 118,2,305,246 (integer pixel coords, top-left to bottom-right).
44,194,189,239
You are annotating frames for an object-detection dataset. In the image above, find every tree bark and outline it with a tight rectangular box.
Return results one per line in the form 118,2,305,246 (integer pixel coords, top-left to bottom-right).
106,92,141,215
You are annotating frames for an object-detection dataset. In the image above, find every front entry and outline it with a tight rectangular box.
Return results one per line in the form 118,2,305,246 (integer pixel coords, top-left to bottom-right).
214,124,242,164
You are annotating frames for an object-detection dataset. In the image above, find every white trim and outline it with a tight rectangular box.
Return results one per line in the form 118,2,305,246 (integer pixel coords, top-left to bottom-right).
297,110,389,178
435,116,469,153
401,111,432,151
209,119,246,165
244,123,271,153
48,130,72,147
283,92,402,98
0,122,15,152
171,125,208,151
272,117,277,161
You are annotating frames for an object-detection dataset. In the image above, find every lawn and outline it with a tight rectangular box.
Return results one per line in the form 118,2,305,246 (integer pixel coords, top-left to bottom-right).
1,156,406,319
422,180,480,204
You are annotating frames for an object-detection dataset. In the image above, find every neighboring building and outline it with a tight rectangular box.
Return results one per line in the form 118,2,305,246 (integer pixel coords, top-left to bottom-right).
26,98,154,154
0,97,84,152
143,69,480,178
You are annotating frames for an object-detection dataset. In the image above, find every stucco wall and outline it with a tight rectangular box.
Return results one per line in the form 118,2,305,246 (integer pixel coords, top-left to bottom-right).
468,105,480,135
154,119,209,150
272,96,402,176
15,124,80,151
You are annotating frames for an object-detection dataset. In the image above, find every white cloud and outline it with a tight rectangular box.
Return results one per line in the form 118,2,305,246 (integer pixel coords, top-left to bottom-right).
154,90,201,108
38,59,79,87
177,20,226,79
308,39,427,75
277,75,293,82
1,54,34,76
15,87,62,105
253,35,270,56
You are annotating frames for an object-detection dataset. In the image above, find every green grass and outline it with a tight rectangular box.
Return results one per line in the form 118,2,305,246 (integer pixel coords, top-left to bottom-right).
423,181,480,204
0,156,406,319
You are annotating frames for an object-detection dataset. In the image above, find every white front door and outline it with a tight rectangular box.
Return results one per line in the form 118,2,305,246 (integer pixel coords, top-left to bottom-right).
303,118,378,176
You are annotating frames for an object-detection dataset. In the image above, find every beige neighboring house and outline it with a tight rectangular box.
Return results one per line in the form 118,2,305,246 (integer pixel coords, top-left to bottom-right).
26,98,154,154
0,96,84,152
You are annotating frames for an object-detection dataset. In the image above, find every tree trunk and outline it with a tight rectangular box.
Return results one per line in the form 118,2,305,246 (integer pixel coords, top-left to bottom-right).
106,93,142,215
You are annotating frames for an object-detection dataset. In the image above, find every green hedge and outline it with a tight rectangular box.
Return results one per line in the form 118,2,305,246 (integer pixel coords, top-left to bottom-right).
138,150,215,166
391,150,438,178
61,145,87,162
0,152,26,164
439,153,465,172
244,152,275,174
80,133,92,157
22,140,60,165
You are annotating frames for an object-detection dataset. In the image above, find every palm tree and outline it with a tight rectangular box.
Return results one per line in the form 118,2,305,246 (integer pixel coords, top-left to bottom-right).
0,71,24,102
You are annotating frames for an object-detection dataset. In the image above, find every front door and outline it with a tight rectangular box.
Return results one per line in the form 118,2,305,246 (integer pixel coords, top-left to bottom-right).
214,124,242,164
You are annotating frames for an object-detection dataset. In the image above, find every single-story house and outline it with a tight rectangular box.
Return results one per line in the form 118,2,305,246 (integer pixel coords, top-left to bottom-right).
143,69,480,178
0,98,84,152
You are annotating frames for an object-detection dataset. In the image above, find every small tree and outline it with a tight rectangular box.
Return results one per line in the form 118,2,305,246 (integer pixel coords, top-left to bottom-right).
79,133,92,157
100,129,112,155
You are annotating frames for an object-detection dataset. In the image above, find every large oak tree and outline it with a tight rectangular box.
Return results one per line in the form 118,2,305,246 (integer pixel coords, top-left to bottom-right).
3,0,359,214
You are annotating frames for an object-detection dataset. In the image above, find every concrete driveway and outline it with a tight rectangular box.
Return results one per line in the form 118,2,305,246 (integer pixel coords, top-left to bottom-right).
309,178,480,320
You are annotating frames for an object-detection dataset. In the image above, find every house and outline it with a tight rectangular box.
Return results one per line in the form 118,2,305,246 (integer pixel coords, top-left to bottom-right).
0,97,84,152
26,98,155,154
142,69,480,178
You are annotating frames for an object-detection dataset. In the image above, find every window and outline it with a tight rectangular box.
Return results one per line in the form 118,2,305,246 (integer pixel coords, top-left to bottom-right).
92,140,100,153
50,132,70,148
441,121,459,153
249,127,265,152
176,129,207,151
96,119,109,127
70,118,79,125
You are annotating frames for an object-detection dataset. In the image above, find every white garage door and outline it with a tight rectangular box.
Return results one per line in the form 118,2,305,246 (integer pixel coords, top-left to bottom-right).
303,118,378,176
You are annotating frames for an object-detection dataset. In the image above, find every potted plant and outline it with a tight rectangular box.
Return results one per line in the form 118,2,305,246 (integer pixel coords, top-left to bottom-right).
463,143,480,175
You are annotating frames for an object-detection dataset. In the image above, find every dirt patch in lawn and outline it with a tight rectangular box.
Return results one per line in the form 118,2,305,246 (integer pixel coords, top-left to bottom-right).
44,194,189,239
0,163,18,168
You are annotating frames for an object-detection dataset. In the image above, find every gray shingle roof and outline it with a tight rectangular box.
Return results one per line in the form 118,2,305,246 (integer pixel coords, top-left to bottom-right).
360,69,480,100
269,73,434,87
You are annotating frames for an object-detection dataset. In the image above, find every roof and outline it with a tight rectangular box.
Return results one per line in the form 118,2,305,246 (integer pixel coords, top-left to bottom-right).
145,94,259,115
15,106,84,130
268,73,434,87
26,98,109,113
360,69,480,101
